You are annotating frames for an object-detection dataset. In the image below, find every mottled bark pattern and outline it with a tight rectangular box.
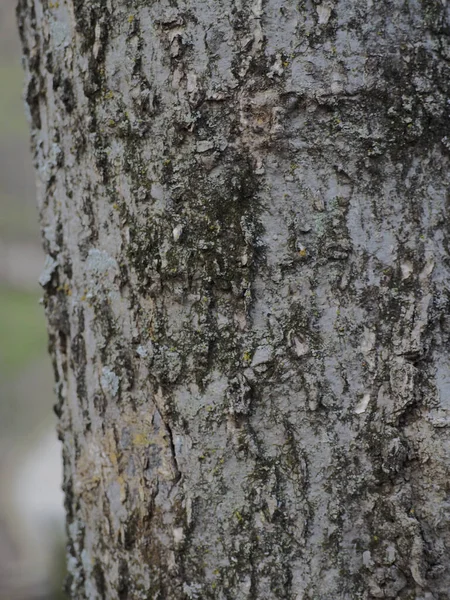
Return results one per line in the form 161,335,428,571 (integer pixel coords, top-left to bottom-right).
18,0,450,598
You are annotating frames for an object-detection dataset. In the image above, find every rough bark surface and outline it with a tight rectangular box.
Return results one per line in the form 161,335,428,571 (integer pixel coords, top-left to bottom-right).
18,0,450,598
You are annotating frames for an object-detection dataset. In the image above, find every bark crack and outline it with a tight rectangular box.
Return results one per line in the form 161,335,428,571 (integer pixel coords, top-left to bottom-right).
166,421,182,487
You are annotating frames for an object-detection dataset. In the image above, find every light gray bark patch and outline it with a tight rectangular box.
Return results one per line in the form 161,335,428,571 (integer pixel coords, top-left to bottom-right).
38,254,58,287
250,344,273,367
100,367,120,397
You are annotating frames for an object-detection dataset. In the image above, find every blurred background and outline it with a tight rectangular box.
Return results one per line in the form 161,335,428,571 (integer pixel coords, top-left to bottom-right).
0,2,66,598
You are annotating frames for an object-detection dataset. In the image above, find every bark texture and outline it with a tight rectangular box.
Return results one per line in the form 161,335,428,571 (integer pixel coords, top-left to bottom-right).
18,0,450,598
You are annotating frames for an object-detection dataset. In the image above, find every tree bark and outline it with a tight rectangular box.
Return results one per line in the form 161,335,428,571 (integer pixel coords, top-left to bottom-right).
18,0,450,598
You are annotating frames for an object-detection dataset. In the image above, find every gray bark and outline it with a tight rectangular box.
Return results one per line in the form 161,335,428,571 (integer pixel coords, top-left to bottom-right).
18,0,450,598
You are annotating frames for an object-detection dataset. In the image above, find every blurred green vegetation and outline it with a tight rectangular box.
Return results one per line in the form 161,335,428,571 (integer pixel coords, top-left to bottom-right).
0,286,47,374
0,191,40,240
0,63,28,136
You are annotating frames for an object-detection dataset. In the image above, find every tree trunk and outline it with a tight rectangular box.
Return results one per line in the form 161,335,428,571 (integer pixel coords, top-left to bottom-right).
18,0,450,598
